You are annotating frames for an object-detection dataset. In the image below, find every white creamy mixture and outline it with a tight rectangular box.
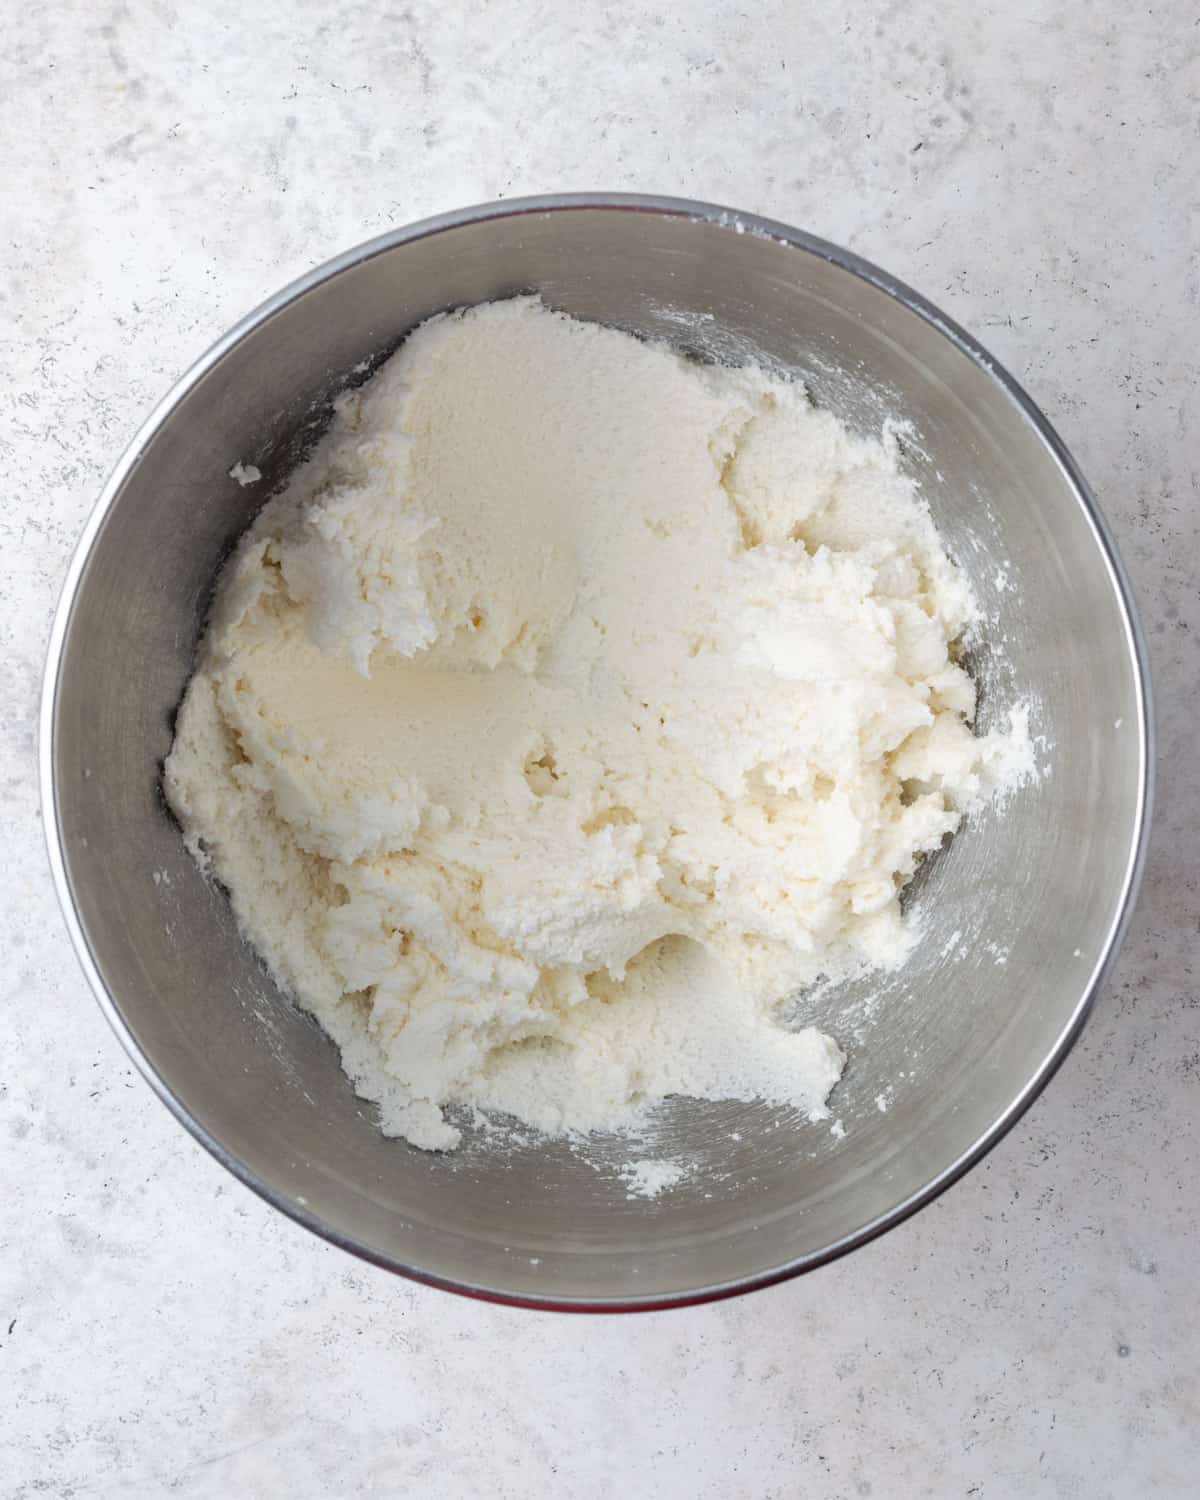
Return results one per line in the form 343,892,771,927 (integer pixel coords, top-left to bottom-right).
166,297,1029,1150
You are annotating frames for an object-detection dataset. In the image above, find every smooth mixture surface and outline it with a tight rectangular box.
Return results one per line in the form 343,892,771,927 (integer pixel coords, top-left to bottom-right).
166,298,1028,1149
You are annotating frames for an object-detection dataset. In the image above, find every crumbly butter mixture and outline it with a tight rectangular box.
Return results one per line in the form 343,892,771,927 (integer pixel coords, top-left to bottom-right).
166,297,1028,1149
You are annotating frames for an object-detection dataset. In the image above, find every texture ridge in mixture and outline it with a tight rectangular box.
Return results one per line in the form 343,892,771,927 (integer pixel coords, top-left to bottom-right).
165,297,1027,1150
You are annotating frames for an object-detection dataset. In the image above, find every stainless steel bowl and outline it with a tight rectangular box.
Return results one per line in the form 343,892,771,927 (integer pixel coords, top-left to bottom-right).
41,194,1152,1310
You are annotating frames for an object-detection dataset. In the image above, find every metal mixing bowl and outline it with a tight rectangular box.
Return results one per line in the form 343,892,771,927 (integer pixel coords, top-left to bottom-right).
41,194,1152,1310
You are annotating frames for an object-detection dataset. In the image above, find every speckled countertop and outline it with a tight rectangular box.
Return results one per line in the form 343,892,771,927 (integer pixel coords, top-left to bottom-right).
3,3,1197,1496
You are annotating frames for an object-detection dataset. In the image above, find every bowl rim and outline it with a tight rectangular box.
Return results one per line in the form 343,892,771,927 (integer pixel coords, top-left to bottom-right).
40,191,1155,1313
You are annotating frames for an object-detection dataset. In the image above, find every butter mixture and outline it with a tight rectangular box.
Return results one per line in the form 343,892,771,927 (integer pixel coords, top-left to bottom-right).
165,298,1028,1149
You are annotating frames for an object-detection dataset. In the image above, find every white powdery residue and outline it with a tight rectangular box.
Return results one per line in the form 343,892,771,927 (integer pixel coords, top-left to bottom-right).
940,928,964,960
619,1159,689,1199
875,1092,891,1113
229,461,262,487
830,1118,846,1140
880,414,935,467
710,210,748,237
982,704,1040,801
704,210,790,248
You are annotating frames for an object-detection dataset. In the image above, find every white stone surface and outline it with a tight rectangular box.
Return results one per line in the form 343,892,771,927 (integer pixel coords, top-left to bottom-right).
2,2,1196,1495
